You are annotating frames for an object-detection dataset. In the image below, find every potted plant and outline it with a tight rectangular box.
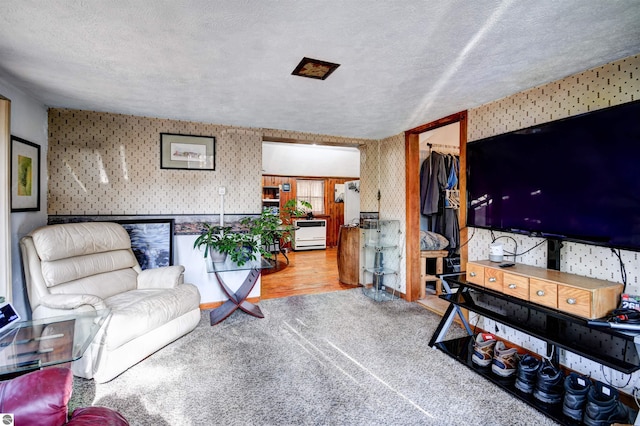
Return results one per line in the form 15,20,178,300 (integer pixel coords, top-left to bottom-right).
193,224,231,263
240,199,312,259
193,224,259,267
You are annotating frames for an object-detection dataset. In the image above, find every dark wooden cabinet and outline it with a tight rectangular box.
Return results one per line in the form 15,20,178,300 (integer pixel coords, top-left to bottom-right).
337,225,360,285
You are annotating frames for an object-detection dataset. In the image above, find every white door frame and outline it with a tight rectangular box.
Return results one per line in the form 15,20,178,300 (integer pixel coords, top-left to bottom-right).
0,96,12,301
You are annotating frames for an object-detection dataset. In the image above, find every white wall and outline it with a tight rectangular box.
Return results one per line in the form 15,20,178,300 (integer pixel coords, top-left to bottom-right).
419,121,459,151
175,235,261,304
262,141,360,177
0,75,48,319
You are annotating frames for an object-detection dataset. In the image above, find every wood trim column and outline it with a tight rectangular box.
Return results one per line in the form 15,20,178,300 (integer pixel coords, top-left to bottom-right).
0,96,12,302
405,132,420,301
458,113,468,269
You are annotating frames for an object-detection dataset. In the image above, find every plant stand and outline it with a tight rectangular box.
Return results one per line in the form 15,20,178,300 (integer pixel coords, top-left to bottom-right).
210,268,263,325
208,257,272,325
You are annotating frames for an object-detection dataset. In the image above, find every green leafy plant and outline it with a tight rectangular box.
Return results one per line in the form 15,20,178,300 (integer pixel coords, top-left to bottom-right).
193,224,258,266
281,199,313,226
194,199,312,265
193,224,229,259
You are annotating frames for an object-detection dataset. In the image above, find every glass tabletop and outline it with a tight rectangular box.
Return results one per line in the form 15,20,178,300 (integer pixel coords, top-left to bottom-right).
0,309,110,376
207,256,274,273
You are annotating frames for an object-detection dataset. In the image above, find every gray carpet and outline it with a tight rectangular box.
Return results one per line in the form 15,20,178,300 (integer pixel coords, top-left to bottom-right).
70,289,558,425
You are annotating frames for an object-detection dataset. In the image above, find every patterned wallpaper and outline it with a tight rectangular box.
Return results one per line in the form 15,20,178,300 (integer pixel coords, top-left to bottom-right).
378,134,407,293
47,109,370,216
359,133,408,293
468,55,639,141
466,53,640,392
359,140,379,213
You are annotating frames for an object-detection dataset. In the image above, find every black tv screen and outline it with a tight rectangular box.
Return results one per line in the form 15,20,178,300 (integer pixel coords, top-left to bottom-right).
466,99,640,251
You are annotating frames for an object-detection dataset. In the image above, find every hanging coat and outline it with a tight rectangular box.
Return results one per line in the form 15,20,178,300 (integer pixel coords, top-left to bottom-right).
420,152,446,216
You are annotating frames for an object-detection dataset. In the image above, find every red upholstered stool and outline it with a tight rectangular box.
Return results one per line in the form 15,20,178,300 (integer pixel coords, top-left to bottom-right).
0,368,128,426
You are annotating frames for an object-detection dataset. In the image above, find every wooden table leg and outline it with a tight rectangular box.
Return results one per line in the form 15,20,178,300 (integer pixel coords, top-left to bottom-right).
280,247,290,265
420,257,427,299
435,256,444,295
420,250,449,297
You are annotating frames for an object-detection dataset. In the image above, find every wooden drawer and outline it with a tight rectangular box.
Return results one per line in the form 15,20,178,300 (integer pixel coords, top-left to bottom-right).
558,286,593,318
558,284,622,319
467,263,485,286
467,260,622,319
503,273,529,300
484,268,503,292
529,278,558,309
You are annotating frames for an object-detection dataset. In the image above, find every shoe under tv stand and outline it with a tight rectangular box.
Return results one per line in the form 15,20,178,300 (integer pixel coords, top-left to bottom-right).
429,273,640,426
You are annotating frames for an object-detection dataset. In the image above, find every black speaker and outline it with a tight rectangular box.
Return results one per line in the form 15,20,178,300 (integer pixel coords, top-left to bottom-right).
547,239,563,271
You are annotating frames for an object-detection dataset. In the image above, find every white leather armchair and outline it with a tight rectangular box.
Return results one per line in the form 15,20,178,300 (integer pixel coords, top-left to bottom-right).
20,222,201,383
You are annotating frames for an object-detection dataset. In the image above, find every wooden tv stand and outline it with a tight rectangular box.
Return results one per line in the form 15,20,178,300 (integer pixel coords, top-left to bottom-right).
466,260,622,319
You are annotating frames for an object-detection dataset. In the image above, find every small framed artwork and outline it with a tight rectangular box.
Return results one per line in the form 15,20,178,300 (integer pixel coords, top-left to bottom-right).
160,133,215,170
334,184,345,203
116,219,175,269
11,136,40,212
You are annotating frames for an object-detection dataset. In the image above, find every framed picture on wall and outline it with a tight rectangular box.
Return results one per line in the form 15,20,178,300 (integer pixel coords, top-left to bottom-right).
160,133,215,170
334,184,345,203
115,219,175,269
10,136,40,212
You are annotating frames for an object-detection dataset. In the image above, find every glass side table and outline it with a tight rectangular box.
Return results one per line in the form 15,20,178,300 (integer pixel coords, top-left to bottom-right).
207,256,273,325
0,309,110,378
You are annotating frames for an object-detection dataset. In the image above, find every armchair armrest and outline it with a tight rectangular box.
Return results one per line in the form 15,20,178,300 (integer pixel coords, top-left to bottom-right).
39,294,106,311
137,265,185,289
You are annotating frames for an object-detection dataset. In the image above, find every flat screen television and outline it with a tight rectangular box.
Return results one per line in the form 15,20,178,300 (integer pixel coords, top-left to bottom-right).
466,99,640,252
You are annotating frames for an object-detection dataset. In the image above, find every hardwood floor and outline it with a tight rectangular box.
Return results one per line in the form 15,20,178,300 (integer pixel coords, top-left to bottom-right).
261,247,356,299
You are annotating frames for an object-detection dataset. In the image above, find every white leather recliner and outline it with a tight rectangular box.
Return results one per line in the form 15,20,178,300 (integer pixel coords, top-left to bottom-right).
20,222,201,383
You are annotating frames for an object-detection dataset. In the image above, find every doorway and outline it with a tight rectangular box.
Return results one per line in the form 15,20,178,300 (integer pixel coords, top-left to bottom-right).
404,111,467,304
260,140,361,299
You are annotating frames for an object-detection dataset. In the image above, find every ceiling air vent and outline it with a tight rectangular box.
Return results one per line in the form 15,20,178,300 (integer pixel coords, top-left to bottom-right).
291,57,340,80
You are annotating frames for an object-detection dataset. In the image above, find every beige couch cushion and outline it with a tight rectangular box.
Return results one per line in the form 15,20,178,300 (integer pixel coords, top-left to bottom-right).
103,285,201,350
48,269,139,300
41,250,137,287
32,222,131,261
31,222,140,298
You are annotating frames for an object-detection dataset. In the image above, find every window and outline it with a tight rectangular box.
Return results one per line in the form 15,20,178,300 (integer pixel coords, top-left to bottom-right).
296,179,324,214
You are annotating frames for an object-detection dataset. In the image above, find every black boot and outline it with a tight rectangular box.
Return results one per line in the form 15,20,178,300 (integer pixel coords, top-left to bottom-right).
562,372,591,421
582,380,630,426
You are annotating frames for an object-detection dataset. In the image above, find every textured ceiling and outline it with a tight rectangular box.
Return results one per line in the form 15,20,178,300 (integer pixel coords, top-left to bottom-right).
0,1,639,140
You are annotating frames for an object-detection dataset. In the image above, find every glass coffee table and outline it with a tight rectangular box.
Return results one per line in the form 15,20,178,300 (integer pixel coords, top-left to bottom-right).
208,256,272,325
0,309,110,378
